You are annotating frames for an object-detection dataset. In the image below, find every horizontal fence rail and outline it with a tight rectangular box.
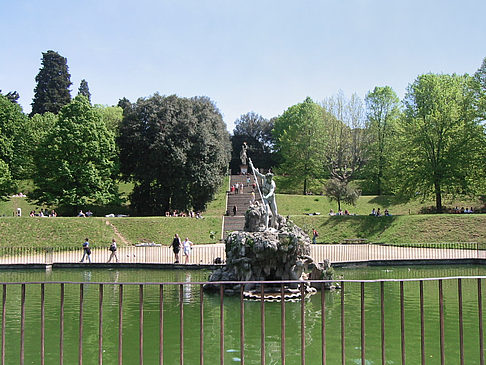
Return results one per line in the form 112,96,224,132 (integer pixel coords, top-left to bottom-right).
0,243,484,265
0,278,485,364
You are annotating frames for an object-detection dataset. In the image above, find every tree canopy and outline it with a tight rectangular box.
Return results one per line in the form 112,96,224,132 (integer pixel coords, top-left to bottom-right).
392,73,484,212
31,95,118,209
230,112,275,173
273,97,326,194
363,86,401,194
78,79,91,102
31,50,72,116
118,94,230,215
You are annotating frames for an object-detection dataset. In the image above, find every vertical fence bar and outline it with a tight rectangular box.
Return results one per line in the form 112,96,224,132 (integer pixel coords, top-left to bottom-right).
41,283,45,365
341,281,345,365
458,279,464,365
20,284,25,365
220,284,224,365
139,285,144,365
380,281,385,365
361,282,365,365
281,284,285,365
321,283,326,365
240,285,245,365
261,284,266,365
420,280,425,365
199,284,203,365
301,284,305,365
1,284,4,365
400,281,405,365
179,284,184,364
479,278,484,365
79,284,84,365
119,284,123,365
60,284,64,365
99,284,103,365
160,285,164,365
439,280,445,365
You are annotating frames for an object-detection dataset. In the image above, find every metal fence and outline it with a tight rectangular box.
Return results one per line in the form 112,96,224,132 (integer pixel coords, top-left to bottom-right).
0,243,483,265
0,277,485,364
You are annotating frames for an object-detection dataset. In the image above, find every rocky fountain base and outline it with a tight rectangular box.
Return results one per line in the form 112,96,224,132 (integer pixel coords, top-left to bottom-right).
204,202,335,300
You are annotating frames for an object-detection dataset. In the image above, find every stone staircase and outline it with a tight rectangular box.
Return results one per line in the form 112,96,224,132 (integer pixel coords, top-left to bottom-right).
223,175,261,239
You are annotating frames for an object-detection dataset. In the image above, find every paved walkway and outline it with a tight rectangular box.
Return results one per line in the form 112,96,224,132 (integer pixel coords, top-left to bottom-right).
0,244,483,265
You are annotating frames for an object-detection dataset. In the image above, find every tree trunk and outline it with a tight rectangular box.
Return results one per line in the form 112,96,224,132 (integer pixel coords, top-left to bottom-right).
303,178,307,195
434,181,442,213
337,198,341,212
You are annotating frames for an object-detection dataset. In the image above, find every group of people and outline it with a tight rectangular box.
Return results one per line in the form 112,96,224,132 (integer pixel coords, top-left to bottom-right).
230,182,245,194
79,238,119,263
164,210,203,218
29,209,57,217
77,210,93,217
452,206,475,214
370,208,390,216
169,233,193,264
329,209,353,216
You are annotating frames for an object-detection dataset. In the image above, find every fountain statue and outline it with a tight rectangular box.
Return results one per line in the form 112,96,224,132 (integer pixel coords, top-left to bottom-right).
204,160,335,299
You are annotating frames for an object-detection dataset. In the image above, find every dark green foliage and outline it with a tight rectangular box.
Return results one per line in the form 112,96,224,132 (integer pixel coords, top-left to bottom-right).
0,95,30,183
0,90,20,104
31,95,118,209
31,50,72,116
77,79,91,102
118,94,230,215
230,112,275,174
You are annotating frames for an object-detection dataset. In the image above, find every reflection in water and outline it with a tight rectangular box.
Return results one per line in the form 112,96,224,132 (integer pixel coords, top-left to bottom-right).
0,266,485,364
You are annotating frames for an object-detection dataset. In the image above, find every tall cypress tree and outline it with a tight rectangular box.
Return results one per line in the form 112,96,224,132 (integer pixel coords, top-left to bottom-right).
31,50,72,116
78,79,91,102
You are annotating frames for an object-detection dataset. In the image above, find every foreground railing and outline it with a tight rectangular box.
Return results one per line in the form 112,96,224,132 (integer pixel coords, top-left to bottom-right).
0,243,483,265
0,277,485,364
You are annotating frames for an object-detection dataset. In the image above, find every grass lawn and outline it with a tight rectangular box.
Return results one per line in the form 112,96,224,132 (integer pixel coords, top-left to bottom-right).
1,174,485,248
0,216,222,248
277,194,482,216
291,214,486,244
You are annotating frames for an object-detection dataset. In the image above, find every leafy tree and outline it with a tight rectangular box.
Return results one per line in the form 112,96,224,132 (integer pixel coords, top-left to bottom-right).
230,112,275,173
321,92,366,182
325,178,361,211
0,90,20,104
0,94,30,181
363,86,401,194
273,97,326,195
474,57,486,120
31,50,72,116
393,73,484,212
78,79,91,102
0,159,13,199
118,94,230,215
32,95,118,209
94,105,123,135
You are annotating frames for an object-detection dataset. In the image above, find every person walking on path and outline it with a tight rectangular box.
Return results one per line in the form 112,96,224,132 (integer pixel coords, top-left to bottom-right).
233,205,237,216
169,234,181,263
80,238,92,263
183,237,193,264
107,238,118,263
312,229,319,244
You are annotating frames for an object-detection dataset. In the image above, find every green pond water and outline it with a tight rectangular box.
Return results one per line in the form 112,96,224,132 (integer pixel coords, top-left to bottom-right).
0,265,486,364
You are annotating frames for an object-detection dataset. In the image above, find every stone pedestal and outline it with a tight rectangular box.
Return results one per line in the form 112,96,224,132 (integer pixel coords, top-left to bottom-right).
204,203,335,297
240,164,248,174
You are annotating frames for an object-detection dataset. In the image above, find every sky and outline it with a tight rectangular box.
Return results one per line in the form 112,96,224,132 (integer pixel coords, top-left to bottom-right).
1,0,485,132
